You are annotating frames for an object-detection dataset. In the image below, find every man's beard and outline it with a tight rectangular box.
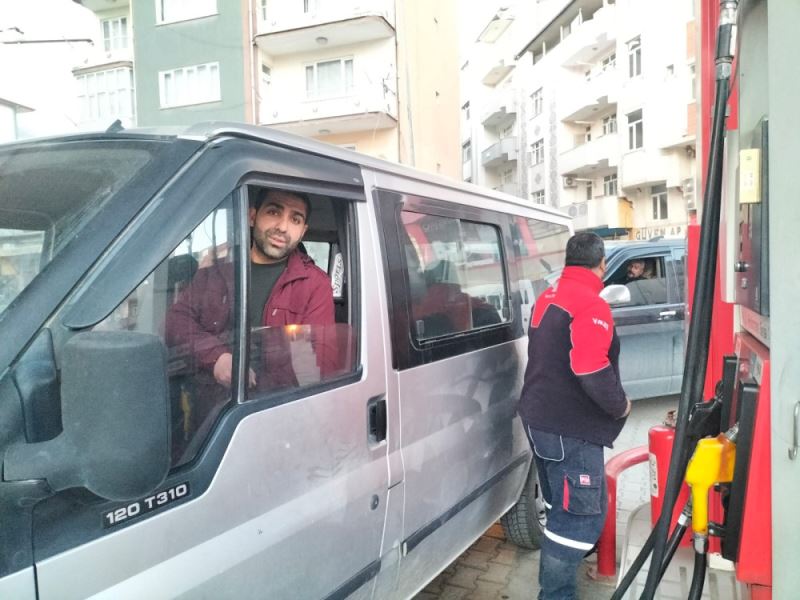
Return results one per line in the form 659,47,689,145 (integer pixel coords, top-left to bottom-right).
253,227,297,261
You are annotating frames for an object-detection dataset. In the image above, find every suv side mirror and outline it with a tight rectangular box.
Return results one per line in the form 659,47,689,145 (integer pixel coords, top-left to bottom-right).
4,331,171,501
600,284,632,306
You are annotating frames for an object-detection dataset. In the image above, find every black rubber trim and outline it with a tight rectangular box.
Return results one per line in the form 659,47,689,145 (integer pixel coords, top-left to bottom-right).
402,454,529,555
322,558,382,600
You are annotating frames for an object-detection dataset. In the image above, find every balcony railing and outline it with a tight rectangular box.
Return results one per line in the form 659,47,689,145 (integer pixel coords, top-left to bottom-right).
568,195,628,230
260,84,398,135
493,183,520,197
257,0,395,53
560,69,618,122
481,137,518,167
620,149,686,190
559,4,617,68
559,133,618,175
481,89,516,129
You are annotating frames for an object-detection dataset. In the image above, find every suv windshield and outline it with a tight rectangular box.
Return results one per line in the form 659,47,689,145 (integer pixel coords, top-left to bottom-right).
0,140,160,314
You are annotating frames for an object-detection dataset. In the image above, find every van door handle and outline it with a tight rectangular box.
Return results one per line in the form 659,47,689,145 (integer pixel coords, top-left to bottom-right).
658,310,677,320
367,395,387,444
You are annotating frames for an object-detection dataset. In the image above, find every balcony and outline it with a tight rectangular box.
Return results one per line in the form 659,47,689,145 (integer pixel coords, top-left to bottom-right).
79,0,128,11
620,149,686,190
256,1,395,55
559,133,618,176
481,90,516,129
567,195,630,231
260,85,398,137
493,183,520,197
481,58,515,86
481,137,518,168
560,4,617,68
560,69,618,122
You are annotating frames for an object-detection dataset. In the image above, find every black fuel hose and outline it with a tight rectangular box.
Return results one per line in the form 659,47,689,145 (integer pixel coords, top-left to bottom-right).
636,3,739,599
655,511,690,587
687,540,709,600
611,499,691,600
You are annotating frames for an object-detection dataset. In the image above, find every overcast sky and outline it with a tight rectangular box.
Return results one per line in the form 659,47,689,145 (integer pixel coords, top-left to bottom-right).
0,0,99,135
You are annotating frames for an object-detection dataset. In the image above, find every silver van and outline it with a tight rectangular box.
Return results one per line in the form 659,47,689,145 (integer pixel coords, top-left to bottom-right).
0,124,571,599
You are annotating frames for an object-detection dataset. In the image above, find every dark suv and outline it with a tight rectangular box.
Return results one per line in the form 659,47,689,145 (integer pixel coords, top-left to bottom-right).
603,238,687,399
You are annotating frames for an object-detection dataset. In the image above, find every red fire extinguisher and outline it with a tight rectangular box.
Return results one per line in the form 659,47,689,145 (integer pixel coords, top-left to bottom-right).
649,413,691,545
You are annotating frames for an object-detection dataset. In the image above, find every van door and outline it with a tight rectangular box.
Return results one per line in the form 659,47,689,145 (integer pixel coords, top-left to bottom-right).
20,140,389,599
373,187,531,597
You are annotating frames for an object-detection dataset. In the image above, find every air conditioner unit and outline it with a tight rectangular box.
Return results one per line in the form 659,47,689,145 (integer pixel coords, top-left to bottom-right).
563,176,577,188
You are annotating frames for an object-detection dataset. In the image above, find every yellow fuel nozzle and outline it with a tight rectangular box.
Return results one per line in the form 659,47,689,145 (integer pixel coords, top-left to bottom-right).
684,426,737,535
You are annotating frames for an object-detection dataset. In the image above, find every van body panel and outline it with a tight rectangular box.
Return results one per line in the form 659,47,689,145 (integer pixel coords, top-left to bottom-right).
0,568,36,600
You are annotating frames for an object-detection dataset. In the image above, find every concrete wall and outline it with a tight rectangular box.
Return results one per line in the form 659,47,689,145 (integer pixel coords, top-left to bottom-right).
396,0,460,179
132,0,249,126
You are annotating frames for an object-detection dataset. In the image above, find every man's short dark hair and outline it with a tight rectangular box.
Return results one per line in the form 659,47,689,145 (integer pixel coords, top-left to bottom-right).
565,232,605,269
253,188,312,224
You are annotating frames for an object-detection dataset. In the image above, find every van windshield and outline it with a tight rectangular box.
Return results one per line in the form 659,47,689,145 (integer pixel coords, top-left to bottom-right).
0,141,159,315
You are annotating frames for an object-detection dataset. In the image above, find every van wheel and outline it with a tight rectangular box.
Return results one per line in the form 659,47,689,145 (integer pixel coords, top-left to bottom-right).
500,461,546,550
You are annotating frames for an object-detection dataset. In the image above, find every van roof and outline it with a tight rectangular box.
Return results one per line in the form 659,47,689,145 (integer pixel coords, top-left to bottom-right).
3,121,569,221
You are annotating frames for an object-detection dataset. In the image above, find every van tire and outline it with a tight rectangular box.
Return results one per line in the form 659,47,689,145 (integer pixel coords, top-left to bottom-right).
501,461,545,550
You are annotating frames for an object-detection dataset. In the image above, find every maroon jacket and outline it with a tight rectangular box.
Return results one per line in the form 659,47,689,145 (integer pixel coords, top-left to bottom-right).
165,249,337,387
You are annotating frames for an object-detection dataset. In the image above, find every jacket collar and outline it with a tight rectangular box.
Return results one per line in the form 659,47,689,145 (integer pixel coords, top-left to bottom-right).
559,266,604,294
278,248,313,284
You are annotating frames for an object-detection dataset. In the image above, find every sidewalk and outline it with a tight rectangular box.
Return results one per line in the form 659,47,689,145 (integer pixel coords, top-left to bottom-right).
414,396,676,600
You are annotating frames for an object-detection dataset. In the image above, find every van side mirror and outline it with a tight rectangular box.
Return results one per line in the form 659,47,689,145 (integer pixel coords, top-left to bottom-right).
600,284,632,306
4,331,171,501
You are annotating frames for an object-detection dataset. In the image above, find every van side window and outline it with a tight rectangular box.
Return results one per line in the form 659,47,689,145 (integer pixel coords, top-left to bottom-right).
245,188,359,400
400,210,508,342
95,197,239,468
510,218,570,326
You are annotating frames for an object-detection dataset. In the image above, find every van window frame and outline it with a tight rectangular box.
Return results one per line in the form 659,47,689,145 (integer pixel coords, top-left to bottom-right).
240,179,364,409
374,188,515,370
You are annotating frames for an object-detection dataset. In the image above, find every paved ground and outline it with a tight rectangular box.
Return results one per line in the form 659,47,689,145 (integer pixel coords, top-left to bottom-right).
414,396,678,600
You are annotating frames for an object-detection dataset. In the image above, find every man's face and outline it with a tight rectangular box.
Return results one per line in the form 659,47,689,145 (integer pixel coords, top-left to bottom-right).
249,191,309,264
628,260,645,278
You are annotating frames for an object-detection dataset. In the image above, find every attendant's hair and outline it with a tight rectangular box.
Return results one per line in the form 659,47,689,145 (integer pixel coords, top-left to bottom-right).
565,232,605,269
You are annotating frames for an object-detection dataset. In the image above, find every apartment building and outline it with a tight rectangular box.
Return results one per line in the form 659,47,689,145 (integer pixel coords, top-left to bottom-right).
73,0,136,130
461,0,697,240
74,0,459,178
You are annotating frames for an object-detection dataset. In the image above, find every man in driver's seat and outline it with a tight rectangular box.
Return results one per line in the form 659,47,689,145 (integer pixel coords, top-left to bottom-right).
166,188,336,404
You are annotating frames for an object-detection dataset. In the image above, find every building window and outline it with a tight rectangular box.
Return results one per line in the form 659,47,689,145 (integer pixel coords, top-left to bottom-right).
627,109,643,150
586,182,593,201
76,67,135,123
462,101,470,121
260,0,268,20
689,63,696,100
304,0,316,13
603,114,617,135
603,174,618,197
627,36,642,77
159,62,221,108
102,17,128,52
584,126,592,143
602,52,616,71
532,189,545,204
531,139,544,165
462,140,472,163
531,88,543,117
305,58,354,99
156,0,217,24
666,64,674,76
652,184,669,220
